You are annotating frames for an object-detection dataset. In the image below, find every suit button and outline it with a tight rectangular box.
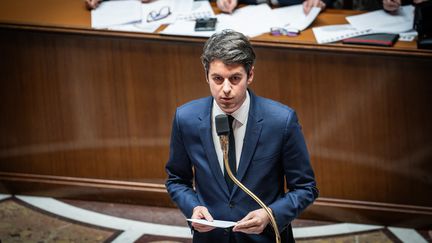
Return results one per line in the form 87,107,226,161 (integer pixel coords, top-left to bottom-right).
229,202,235,208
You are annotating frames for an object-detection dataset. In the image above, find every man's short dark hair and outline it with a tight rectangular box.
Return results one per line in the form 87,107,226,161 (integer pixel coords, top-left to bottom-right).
201,30,256,78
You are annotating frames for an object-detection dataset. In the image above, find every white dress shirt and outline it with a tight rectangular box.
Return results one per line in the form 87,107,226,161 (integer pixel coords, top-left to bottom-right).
211,91,250,175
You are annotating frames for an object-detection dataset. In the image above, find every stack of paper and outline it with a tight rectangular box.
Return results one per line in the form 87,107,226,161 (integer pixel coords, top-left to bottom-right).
91,0,215,33
312,24,374,44
346,5,414,34
313,5,415,44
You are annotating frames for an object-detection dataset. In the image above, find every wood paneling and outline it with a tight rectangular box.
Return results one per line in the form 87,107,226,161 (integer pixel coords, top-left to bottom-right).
0,29,207,181
251,47,432,207
1,1,432,227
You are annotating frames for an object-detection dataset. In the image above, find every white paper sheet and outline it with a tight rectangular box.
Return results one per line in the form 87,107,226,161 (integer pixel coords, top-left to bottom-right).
176,1,215,21
187,219,237,228
312,24,374,44
108,22,160,33
91,0,142,29
141,0,194,26
271,5,320,31
216,4,276,37
399,30,418,41
161,4,275,38
346,5,414,34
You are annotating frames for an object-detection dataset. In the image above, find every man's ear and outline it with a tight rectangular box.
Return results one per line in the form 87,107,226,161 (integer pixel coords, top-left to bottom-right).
247,66,254,85
205,71,209,83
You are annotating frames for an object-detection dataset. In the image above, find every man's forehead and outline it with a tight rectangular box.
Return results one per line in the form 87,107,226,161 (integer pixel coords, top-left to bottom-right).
208,60,247,73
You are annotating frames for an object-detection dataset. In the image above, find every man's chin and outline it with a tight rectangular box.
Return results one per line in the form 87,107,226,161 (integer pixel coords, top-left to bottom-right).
220,106,236,114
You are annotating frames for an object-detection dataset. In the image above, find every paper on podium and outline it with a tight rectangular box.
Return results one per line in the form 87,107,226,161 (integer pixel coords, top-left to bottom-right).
187,218,237,228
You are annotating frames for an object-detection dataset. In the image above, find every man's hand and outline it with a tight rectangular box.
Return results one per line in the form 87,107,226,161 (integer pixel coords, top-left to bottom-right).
383,0,401,12
85,0,153,10
191,206,216,233
302,0,326,14
85,0,100,10
217,0,238,13
233,208,271,234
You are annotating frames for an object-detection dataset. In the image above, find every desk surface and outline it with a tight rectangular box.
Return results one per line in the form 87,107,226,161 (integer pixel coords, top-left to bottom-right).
0,0,431,57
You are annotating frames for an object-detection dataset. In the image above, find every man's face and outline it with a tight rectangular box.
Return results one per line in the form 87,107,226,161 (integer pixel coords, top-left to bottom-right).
207,59,254,114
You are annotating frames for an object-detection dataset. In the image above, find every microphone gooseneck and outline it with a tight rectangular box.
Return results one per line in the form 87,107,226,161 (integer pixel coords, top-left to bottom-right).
215,114,281,243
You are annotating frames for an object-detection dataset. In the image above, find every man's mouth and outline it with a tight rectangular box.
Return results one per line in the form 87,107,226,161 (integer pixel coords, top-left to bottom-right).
221,97,233,101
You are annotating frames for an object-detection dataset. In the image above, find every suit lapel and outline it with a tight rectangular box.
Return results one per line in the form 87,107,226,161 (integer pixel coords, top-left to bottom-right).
232,91,263,196
198,99,230,198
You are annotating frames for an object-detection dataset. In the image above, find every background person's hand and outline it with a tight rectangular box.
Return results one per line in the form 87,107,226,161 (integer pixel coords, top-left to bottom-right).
233,208,270,234
217,0,238,13
191,206,216,233
303,0,326,14
85,0,100,10
86,0,154,10
383,0,401,12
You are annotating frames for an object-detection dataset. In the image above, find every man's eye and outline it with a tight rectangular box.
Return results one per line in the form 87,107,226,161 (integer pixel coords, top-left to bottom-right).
230,76,241,83
213,77,223,83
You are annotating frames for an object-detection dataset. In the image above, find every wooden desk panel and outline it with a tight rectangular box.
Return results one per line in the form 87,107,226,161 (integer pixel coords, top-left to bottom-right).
0,0,90,28
0,29,207,179
1,0,432,227
252,46,432,205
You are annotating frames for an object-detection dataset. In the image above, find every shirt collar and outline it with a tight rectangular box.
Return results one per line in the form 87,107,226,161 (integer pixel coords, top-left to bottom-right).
212,91,250,126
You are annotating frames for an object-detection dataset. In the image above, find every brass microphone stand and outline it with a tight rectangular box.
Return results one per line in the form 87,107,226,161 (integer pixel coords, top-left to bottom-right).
220,135,281,243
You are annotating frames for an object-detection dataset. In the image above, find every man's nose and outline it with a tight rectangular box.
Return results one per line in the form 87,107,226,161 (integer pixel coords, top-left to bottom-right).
222,79,231,94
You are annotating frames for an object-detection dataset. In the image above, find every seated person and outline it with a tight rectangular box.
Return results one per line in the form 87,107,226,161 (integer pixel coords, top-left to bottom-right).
382,0,426,11
217,0,332,14
85,0,152,10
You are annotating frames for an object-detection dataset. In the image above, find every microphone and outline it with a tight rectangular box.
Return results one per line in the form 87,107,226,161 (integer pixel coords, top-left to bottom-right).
215,114,230,136
215,114,230,156
214,114,281,243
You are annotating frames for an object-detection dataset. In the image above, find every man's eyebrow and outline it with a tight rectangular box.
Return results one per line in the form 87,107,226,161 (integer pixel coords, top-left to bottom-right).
210,72,243,77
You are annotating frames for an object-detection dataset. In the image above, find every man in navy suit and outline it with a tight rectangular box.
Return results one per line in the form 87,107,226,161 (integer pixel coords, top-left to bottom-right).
165,30,318,243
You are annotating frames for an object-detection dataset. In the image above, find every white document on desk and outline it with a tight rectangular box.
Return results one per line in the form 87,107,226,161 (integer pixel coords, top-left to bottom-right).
161,4,275,38
187,219,237,228
218,4,276,37
141,0,193,26
91,0,142,29
108,22,160,33
312,24,374,44
272,5,320,31
346,5,414,34
176,0,215,21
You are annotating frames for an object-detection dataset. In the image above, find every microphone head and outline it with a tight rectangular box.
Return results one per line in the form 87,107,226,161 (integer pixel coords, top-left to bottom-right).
215,114,230,136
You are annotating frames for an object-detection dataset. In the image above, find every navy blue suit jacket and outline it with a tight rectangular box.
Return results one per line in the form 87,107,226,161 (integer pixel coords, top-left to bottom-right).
165,90,318,242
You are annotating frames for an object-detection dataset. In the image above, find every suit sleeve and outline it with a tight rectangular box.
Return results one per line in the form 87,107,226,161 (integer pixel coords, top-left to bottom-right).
165,109,201,218
269,111,319,232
